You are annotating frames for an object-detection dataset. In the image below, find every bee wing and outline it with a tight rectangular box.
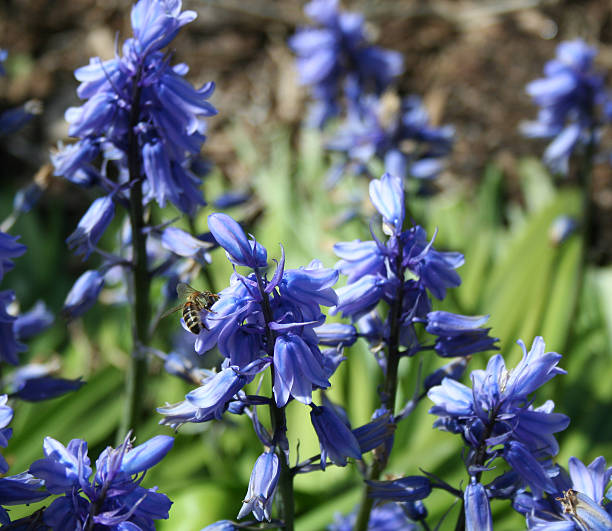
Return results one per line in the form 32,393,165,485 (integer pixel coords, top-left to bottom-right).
160,304,184,320
176,282,199,298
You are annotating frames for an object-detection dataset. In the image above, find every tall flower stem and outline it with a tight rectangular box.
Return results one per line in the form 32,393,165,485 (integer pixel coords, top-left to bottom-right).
254,269,295,531
453,407,498,531
354,252,404,531
564,128,596,368
269,400,295,531
119,74,150,441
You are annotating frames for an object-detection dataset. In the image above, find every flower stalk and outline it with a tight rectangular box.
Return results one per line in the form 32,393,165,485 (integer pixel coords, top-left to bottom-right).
354,257,404,531
120,73,151,441
255,268,295,531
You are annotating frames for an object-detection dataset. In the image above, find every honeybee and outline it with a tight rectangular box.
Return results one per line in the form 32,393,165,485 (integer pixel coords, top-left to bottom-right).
162,282,219,334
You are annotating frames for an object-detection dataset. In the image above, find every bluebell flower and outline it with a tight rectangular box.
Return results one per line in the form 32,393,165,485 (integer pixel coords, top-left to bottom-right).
237,452,279,522
369,172,404,234
425,311,498,357
331,274,387,319
185,365,254,421
321,347,347,379
0,232,26,282
327,95,453,181
53,0,217,215
0,395,13,474
315,323,358,347
403,500,427,522
423,357,468,392
161,226,213,264
464,478,492,531
274,333,330,407
549,215,578,245
13,181,44,215
62,270,104,319
200,521,239,531
289,0,402,127
51,139,100,186
355,310,385,348
0,472,49,507
13,301,53,342
0,49,6,77
402,227,463,301
522,39,608,174
158,359,269,428
66,195,115,259
334,240,385,284
0,291,26,366
11,371,84,402
279,262,338,307
310,405,362,469
208,213,267,268
130,0,196,55
212,190,252,209
157,397,214,428
366,476,432,502
503,440,556,496
0,100,41,137
29,433,174,529
352,410,395,454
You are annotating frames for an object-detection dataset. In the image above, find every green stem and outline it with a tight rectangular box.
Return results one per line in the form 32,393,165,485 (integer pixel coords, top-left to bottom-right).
354,251,404,531
575,129,596,288
453,406,498,531
269,400,295,531
119,74,150,442
254,269,295,531
562,128,596,368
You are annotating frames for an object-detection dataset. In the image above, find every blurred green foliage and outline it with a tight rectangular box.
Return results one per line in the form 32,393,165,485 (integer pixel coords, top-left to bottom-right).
3,126,611,530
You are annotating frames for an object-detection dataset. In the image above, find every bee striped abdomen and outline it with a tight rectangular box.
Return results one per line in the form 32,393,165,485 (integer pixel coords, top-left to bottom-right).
182,299,204,334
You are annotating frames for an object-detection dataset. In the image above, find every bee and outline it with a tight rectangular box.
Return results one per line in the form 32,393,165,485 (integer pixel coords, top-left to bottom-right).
162,282,219,334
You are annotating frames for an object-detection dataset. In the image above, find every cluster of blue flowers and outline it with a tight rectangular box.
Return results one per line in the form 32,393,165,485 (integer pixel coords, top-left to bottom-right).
52,0,218,325
0,1,203,527
3,0,612,528
328,172,496,366
155,172,501,529
0,207,117,528
0,231,27,367
0,225,86,526
1,433,174,528
159,212,386,525
52,0,216,215
425,336,612,530
0,201,141,529
308,172,498,527
290,1,454,190
327,94,454,183
428,337,569,527
523,39,610,174
289,0,403,128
